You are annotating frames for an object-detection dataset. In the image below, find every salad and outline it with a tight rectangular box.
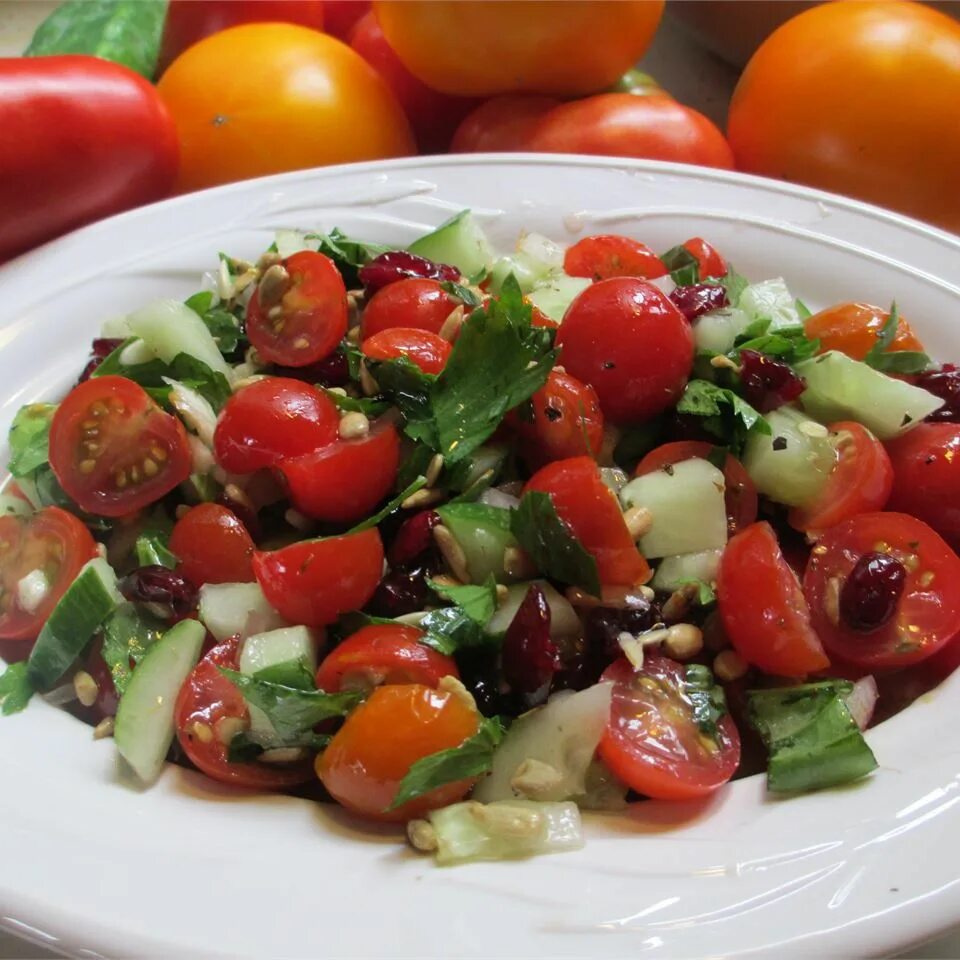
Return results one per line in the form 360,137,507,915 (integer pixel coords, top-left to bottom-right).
1,211,959,866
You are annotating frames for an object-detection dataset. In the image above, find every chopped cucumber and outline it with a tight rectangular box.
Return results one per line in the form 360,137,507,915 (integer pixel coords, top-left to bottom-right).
742,405,837,508
274,229,320,258
619,458,728,559
796,350,943,439
114,620,206,783
126,299,231,379
485,580,582,643
27,558,121,690
450,443,508,495
739,278,799,330
693,307,751,355
436,502,519,584
408,210,493,279
652,549,723,593
526,275,591,323
488,232,564,294
198,581,289,642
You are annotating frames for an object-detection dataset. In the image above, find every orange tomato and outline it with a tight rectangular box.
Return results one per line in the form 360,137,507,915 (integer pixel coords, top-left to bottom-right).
803,302,924,361
374,0,664,97
157,23,414,192
727,1,960,232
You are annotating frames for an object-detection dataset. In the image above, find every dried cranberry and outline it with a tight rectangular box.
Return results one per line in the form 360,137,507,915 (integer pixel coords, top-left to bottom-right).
839,552,907,632
455,647,516,717
119,565,198,619
739,349,806,413
501,584,559,695
670,283,728,322
388,510,441,567
583,603,660,662
915,364,960,422
367,564,432,618
358,251,460,293
78,338,124,383
273,351,350,388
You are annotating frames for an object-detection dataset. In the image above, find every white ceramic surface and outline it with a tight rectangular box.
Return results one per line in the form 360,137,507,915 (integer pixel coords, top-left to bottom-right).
1,156,960,960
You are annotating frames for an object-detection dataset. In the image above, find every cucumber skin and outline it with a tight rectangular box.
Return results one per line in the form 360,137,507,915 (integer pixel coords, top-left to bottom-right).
409,210,493,279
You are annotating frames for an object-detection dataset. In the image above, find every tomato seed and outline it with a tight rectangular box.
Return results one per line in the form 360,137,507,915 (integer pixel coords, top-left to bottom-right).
142,458,159,478
151,446,167,462
79,460,96,474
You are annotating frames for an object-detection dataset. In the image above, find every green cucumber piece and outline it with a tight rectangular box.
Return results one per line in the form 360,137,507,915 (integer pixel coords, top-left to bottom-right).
198,581,288,642
693,307,751,355
488,232,564,295
27,558,121,690
436,502,519,584
619,458,728,559
409,210,494,279
526,275,591,323
739,278,800,330
796,350,943,439
114,620,206,783
652,549,723,593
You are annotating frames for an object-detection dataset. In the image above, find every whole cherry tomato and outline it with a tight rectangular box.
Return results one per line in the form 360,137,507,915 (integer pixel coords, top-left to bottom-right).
360,277,459,340
682,237,727,279
361,327,451,375
169,503,255,585
803,302,924,361
451,95,561,152
325,1,372,40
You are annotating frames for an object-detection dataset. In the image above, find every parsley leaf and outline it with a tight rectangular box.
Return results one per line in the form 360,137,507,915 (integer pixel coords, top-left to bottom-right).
419,576,499,656
388,715,505,810
253,660,316,690
794,298,813,320
311,228,391,288
676,380,769,454
733,324,820,365
184,291,244,356
683,664,727,738
511,491,601,597
7,404,55,478
346,476,427,535
0,662,35,715
659,245,700,286
100,603,165,696
439,280,482,307
429,577,497,626
323,389,391,418
863,303,930,375
227,730,330,762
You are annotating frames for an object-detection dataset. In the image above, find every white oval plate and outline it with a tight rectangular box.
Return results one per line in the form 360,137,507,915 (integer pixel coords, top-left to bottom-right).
1,156,960,960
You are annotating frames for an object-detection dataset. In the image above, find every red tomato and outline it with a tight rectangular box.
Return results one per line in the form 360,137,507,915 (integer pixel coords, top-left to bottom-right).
0,57,178,263
316,623,457,692
349,12,477,152
803,302,924,361
788,422,892,535
450,95,561,152
49,376,191,517
246,250,347,367
507,369,604,468
361,327,451,375
360,277,458,340
564,234,667,282
556,278,694,423
157,0,326,76
525,93,734,169
717,522,829,677
636,440,758,535
253,528,384,626
169,503,254,585
886,423,960,550
804,512,960,670
324,0,371,40
0,507,97,641
683,237,727,279
279,420,400,524
175,636,314,789
213,377,339,475
316,681,479,821
598,655,741,800
525,456,649,586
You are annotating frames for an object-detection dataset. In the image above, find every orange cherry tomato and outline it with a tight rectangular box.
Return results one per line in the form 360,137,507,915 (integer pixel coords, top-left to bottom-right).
803,302,924,361
361,327,452,375
169,503,255,585
563,235,667,282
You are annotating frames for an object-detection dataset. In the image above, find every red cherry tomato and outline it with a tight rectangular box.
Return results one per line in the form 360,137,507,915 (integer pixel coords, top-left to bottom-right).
316,623,457,692
169,503,255,585
886,423,960,551
279,419,400,524
0,507,97,641
213,377,340,475
507,369,604,468
682,237,727,279
556,278,694,424
636,440,758,535
49,376,191,517
361,327,451,375
360,277,458,340
525,456,649,587
563,234,667,282
804,512,960,670
253,528,384,626
717,521,829,677
175,636,314,789
246,251,347,367
598,655,741,800
324,0,371,40
450,94,561,152
788,422,892,535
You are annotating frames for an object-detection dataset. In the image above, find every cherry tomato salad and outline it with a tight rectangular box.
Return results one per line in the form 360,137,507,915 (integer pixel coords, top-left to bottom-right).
2,211,960,866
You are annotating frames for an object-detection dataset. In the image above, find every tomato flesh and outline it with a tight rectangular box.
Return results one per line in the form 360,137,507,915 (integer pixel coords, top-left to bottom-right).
169,503,255,585
803,302,924,361
563,234,667,282
361,327,452,375
682,237,727,279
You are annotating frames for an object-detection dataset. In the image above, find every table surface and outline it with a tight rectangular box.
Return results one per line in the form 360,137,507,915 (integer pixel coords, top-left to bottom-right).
0,1,958,957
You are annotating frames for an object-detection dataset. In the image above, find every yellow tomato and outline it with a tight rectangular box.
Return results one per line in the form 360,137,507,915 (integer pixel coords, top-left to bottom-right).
374,0,664,97
157,23,414,193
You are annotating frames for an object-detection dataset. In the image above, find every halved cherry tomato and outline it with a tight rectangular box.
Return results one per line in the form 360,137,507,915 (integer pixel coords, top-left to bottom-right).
361,327,451,374
450,94,561,152
556,277,694,423
803,302,924,361
0,506,97,641
804,512,960,670
598,655,741,800
360,277,458,340
253,528,384,626
246,251,348,367
169,503,255,585
175,636,314,789
279,420,400,524
316,681,478,822
636,440,758,535
49,376,191,517
525,456,649,586
563,234,667,282
682,237,727,279
717,521,829,677
316,623,457,692
788,421,892,535
507,369,604,468
213,377,339,475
